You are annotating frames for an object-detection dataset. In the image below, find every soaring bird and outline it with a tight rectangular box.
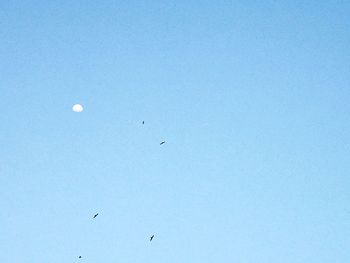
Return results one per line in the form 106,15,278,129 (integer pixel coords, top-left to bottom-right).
79,256,82,259
93,213,99,219
160,141,165,145
142,121,144,125
150,235,154,242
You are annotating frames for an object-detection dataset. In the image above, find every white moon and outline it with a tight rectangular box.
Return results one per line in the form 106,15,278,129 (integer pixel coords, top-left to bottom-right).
72,104,83,112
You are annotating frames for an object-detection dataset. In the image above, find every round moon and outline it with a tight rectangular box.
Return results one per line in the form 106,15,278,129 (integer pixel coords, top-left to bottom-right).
72,104,83,112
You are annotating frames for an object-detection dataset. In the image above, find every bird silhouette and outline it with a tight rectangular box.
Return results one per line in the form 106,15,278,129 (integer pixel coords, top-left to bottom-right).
142,121,144,125
160,141,165,145
150,235,154,241
78,256,82,259
93,213,98,219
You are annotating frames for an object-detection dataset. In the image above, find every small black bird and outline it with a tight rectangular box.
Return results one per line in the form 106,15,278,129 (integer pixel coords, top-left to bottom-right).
79,256,82,259
142,121,144,125
93,213,99,219
150,235,154,242
160,141,165,145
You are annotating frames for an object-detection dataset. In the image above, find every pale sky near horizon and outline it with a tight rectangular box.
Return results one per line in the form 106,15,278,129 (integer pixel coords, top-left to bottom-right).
1,1,350,262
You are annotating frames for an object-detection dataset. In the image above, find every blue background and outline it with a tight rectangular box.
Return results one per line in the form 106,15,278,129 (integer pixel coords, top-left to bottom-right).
1,1,349,262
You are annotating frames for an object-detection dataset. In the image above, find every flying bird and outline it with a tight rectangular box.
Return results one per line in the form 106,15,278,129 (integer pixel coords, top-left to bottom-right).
160,141,165,145
93,213,99,219
142,121,144,125
150,235,154,242
79,256,82,259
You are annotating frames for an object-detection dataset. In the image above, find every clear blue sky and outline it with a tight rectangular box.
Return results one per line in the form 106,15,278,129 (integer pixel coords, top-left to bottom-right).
1,1,349,262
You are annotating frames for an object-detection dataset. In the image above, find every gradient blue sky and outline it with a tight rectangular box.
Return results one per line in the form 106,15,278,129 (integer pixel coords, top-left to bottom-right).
1,1,349,262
